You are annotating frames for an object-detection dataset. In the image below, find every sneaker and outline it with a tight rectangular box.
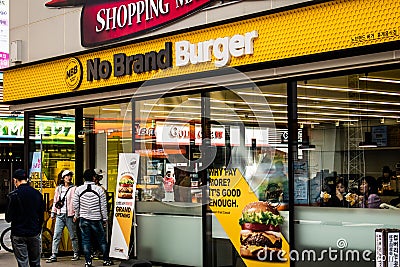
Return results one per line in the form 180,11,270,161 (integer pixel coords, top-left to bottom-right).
85,262,92,267
91,251,100,260
103,260,114,266
45,255,57,263
71,253,80,261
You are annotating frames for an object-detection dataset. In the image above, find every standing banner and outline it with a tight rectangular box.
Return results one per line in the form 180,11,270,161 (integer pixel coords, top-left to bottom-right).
109,153,140,259
29,151,52,190
30,151,41,173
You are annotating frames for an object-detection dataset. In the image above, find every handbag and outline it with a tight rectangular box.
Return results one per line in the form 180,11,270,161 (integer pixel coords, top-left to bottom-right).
55,186,71,209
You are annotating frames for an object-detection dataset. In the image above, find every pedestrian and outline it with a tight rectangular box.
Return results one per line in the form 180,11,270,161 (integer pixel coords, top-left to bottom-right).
91,168,107,260
163,171,175,202
73,169,113,267
94,168,107,193
5,169,45,267
46,169,79,263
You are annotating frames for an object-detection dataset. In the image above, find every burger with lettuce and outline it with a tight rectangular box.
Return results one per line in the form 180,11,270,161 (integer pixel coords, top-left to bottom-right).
118,174,135,199
239,201,285,261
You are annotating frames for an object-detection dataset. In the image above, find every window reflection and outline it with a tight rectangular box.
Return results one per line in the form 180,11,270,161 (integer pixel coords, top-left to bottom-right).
210,84,289,211
33,111,76,189
134,94,202,203
296,70,400,209
84,104,131,193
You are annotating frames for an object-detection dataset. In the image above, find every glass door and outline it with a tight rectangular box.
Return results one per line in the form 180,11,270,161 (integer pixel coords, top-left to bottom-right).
209,82,290,266
134,93,203,266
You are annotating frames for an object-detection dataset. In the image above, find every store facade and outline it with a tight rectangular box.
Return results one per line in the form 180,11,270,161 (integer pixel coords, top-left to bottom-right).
4,0,400,266
0,115,24,211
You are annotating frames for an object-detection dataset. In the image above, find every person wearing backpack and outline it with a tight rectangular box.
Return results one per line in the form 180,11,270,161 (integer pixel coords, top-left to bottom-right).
73,169,113,267
46,169,79,263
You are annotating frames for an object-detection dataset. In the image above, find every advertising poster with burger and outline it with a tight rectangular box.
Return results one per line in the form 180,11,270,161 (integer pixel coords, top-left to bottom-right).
109,153,140,259
209,168,290,266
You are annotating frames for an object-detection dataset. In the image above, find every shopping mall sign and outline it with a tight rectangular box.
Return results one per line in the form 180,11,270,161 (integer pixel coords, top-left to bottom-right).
46,0,213,47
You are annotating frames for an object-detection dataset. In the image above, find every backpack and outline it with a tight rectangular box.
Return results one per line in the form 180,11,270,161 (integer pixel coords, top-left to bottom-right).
78,184,103,220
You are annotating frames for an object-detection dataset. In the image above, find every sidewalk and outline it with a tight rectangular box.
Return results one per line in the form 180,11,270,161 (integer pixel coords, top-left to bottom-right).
0,214,128,267
0,214,121,266
0,250,122,266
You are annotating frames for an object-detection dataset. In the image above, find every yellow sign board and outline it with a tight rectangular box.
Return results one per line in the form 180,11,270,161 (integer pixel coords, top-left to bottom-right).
209,168,290,266
4,0,400,102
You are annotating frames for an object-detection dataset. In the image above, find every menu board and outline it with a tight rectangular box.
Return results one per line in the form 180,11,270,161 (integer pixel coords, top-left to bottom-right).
294,160,308,205
372,126,388,147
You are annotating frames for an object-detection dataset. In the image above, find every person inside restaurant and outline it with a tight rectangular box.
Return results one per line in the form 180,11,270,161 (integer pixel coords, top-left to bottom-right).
377,166,394,195
343,176,382,208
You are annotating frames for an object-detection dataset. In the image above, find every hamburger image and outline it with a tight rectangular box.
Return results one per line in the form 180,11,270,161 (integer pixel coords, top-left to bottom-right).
118,174,135,199
239,201,284,261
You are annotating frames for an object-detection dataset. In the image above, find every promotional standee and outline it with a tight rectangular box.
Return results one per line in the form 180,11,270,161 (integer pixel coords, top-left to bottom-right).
110,153,140,259
30,152,42,176
209,168,290,266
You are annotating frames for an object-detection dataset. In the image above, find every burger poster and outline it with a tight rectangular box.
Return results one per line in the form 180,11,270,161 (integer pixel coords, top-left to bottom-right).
209,168,290,266
110,153,140,259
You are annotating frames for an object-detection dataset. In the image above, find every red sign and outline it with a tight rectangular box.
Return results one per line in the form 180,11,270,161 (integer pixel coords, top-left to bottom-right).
79,0,213,47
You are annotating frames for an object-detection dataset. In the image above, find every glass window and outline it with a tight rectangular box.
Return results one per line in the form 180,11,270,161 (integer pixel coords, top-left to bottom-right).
32,110,76,193
83,103,132,193
294,70,400,259
134,94,201,203
296,71,400,208
134,93,203,266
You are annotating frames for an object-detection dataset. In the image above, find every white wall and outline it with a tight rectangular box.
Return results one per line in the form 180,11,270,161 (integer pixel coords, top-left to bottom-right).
9,0,311,64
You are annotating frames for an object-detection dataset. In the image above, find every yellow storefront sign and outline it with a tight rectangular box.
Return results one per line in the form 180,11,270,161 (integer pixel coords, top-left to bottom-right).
4,0,400,102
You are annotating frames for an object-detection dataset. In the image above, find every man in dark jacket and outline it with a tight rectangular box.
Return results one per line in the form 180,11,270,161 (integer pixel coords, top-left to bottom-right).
5,169,45,267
